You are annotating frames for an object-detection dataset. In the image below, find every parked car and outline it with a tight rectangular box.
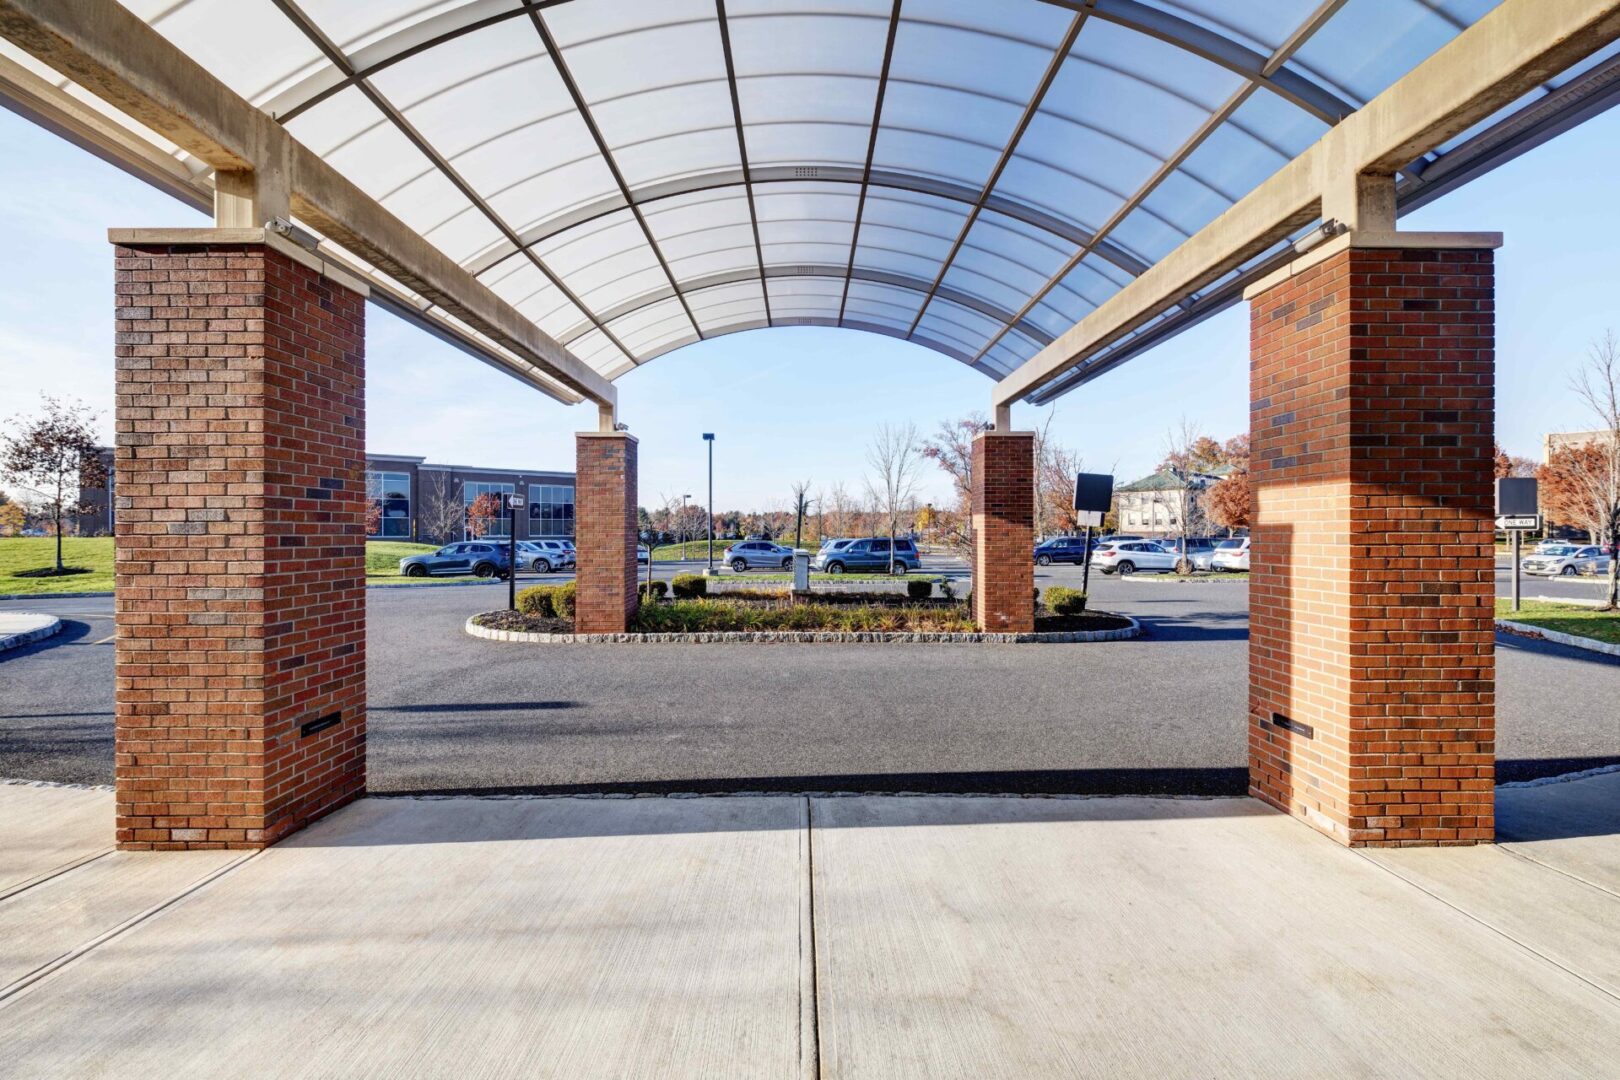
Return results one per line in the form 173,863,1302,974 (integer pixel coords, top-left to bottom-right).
1211,537,1250,572
1091,540,1178,575
1097,535,1145,545
637,544,650,565
515,540,573,572
1034,535,1090,565
399,542,511,579
723,540,794,572
1158,536,1219,570
812,537,920,574
819,537,855,553
1521,545,1611,577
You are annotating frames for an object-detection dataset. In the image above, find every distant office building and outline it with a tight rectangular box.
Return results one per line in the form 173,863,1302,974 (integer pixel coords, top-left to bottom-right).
1543,429,1618,461
366,454,575,544
75,447,573,543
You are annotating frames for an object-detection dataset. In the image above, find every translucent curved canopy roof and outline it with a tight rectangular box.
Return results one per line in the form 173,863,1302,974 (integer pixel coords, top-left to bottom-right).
8,0,1616,391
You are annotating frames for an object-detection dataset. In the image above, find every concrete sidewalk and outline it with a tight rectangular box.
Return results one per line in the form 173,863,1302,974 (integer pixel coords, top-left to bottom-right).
1,776,1616,1078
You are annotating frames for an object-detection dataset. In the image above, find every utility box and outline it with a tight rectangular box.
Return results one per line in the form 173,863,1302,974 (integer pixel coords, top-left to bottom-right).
792,549,810,592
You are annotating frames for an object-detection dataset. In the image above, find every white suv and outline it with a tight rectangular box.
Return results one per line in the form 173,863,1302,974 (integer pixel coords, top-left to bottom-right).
1211,537,1250,572
1092,540,1177,575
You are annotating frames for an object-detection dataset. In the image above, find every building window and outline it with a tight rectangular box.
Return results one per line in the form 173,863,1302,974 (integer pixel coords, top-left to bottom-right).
464,481,515,539
528,483,575,538
366,470,411,538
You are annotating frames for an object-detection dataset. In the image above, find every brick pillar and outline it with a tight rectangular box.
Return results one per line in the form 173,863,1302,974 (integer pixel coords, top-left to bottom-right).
113,233,367,850
1247,241,1496,847
972,431,1035,633
575,432,639,633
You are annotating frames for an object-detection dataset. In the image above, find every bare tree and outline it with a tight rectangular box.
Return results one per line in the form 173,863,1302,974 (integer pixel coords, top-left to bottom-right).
789,478,813,549
0,395,106,573
1567,331,1620,608
826,480,856,539
418,471,466,544
1159,419,1215,571
864,421,924,573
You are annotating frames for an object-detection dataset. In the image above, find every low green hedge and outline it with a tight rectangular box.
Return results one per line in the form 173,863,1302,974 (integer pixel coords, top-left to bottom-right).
638,579,669,601
671,573,707,598
631,599,975,634
1043,586,1087,615
906,579,933,600
516,581,577,617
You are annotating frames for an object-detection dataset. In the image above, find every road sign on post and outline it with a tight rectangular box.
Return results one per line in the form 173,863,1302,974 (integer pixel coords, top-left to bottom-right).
506,493,523,610
1073,472,1114,597
1495,478,1539,613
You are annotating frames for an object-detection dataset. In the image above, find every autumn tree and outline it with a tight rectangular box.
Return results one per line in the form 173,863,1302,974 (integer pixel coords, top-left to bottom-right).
465,491,505,540
920,413,981,555
1555,331,1620,607
0,494,25,536
0,396,107,573
1206,433,1252,533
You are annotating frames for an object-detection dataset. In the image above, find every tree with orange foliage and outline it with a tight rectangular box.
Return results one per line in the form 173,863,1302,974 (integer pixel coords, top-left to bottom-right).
465,491,505,540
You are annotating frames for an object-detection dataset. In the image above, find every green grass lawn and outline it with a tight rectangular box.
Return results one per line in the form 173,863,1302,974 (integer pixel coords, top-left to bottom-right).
1497,598,1620,646
0,537,116,595
1,537,446,593
365,540,439,579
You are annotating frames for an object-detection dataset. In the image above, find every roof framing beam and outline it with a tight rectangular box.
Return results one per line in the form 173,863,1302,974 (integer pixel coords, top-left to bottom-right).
971,0,1344,368
267,0,635,372
838,0,903,324
995,0,1620,409
713,0,772,328
528,7,704,349
0,0,614,408
1039,0,1355,124
904,11,1086,338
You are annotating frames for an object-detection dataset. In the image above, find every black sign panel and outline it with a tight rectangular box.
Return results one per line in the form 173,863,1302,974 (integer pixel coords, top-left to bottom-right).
1073,472,1114,514
1495,477,1537,517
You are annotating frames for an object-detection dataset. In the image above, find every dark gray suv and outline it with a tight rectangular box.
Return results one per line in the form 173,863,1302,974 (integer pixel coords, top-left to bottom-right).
813,537,919,574
399,542,511,578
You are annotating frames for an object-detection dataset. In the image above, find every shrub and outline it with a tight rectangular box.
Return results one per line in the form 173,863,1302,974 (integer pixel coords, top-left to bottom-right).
1033,587,1041,604
1044,586,1087,615
516,585,555,617
638,579,668,601
552,581,577,618
906,579,934,600
630,599,975,634
671,573,706,598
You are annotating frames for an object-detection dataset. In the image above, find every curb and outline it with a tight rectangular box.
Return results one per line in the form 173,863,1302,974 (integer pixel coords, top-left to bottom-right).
1496,618,1620,658
0,580,511,601
0,590,113,601
464,613,1141,645
0,614,63,653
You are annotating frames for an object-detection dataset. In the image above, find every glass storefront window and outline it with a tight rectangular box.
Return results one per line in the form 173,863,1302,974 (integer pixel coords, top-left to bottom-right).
527,483,575,538
366,470,411,539
464,481,515,539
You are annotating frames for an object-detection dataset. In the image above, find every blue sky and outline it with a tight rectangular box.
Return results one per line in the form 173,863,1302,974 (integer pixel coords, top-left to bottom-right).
2,102,1617,510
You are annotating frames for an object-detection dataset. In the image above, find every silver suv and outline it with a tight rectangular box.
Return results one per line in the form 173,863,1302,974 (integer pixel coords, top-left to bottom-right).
723,540,794,572
517,539,574,572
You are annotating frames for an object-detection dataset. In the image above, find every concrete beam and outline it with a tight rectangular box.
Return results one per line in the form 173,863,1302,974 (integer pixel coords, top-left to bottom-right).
0,0,614,410
994,0,1620,407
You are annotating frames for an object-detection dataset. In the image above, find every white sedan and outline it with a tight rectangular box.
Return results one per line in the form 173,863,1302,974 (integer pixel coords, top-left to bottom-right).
1092,540,1178,575
1521,545,1610,577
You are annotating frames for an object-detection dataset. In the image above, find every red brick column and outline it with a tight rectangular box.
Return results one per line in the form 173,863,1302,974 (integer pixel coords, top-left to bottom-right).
1248,242,1496,847
575,432,639,633
113,237,367,850
972,431,1035,633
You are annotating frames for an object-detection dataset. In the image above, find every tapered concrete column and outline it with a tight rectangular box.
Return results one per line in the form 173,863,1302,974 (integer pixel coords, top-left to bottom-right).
575,432,639,634
111,231,368,849
1246,236,1498,847
972,430,1035,633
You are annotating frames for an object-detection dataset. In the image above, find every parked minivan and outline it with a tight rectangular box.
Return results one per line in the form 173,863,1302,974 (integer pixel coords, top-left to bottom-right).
812,537,920,574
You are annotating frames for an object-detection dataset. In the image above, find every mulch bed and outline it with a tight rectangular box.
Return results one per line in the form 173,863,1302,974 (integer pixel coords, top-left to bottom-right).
473,605,1134,636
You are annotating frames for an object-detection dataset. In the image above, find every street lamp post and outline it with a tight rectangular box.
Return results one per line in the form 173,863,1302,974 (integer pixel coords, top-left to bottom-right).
680,493,690,552
703,433,715,572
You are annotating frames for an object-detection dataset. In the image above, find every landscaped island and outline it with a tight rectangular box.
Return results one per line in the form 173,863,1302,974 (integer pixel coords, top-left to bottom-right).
470,576,1132,639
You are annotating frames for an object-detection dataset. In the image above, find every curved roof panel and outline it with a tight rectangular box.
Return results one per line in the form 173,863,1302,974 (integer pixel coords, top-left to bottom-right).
19,0,1575,383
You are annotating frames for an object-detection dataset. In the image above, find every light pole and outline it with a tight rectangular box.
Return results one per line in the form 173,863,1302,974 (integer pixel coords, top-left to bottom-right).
703,433,715,572
680,493,690,552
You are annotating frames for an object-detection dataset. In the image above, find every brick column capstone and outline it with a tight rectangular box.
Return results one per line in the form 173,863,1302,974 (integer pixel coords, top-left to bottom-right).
972,431,1035,633
1248,242,1496,847
113,237,367,850
574,432,639,634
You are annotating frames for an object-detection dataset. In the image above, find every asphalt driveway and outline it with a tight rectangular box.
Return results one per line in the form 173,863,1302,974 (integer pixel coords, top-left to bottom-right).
3,561,1617,793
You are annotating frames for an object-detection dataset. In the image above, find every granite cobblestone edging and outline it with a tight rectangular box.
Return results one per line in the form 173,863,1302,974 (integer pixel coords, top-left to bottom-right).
465,614,1140,645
